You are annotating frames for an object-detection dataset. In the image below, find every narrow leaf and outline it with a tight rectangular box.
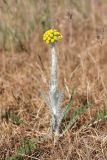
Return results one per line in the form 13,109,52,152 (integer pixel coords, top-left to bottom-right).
63,89,75,119
57,89,65,107
62,101,92,136
41,91,51,110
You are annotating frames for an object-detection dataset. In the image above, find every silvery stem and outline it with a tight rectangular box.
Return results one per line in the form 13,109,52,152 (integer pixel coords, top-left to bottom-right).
50,44,57,94
49,44,61,135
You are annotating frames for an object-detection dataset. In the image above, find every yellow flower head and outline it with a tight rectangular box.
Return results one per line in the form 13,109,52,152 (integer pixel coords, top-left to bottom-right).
43,29,63,44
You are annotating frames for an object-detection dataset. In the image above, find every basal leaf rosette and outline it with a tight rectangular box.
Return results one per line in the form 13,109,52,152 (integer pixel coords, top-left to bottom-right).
43,29,63,44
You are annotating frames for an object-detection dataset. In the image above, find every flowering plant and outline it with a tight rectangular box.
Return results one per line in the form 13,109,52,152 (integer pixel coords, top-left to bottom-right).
42,29,64,136
42,29,93,138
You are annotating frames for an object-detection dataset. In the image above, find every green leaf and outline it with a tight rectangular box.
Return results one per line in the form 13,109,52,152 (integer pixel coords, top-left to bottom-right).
90,105,107,125
62,101,92,136
7,138,36,160
63,88,75,119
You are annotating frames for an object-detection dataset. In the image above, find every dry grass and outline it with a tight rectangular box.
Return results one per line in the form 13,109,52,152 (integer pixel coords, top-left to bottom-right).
0,0,107,160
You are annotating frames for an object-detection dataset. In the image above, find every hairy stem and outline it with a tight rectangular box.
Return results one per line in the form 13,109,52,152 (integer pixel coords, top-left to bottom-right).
50,44,57,94
49,44,61,135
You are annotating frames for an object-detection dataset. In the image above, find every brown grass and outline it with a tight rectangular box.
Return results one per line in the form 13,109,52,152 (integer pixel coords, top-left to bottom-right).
0,1,107,160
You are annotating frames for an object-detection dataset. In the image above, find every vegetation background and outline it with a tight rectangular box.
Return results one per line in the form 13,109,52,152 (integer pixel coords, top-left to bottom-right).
0,0,107,159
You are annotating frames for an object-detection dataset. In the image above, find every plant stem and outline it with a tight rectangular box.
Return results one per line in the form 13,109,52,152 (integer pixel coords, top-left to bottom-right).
50,43,57,94
49,43,60,135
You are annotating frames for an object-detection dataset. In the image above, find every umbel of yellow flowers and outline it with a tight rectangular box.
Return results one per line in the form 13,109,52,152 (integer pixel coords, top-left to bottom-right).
43,29,63,44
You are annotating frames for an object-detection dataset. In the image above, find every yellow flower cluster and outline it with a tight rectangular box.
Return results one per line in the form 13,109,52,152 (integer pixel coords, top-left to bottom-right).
43,29,63,44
